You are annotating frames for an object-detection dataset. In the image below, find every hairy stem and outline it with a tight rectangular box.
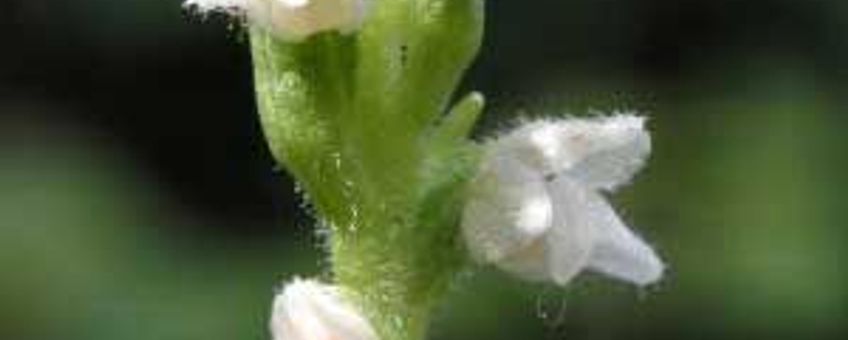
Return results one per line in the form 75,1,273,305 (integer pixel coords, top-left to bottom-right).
250,1,485,338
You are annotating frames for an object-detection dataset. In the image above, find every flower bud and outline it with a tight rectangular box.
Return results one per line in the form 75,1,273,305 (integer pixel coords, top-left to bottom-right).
185,0,369,41
270,278,378,340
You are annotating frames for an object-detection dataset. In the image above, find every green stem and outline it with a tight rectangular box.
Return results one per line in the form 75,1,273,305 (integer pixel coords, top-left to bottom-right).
249,1,486,339
330,109,483,339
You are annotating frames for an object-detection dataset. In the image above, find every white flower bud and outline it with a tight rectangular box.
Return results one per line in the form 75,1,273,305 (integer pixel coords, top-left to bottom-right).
270,278,378,340
462,114,664,287
185,0,369,41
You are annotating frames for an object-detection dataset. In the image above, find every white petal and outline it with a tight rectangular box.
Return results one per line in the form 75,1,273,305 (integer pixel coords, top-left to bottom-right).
581,192,664,286
271,278,378,340
462,154,553,263
543,177,599,285
492,115,650,191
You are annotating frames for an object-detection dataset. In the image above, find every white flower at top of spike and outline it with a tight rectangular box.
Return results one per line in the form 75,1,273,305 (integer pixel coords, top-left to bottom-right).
185,0,369,41
461,114,664,286
270,278,378,340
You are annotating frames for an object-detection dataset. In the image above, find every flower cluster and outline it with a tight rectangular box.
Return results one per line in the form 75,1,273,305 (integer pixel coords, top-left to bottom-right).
187,1,665,338
461,115,664,286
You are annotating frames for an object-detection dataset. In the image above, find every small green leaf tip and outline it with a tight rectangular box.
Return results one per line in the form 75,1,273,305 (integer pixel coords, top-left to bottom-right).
433,92,485,145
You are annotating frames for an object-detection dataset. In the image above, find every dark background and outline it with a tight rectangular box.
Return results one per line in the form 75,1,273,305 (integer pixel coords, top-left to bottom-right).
2,1,847,339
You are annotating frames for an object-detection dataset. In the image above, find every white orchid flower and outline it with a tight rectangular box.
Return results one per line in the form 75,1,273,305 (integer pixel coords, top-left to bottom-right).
185,0,369,41
462,114,664,286
270,278,378,340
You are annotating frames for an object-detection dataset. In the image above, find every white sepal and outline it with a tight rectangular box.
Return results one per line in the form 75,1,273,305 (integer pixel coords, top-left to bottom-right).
559,115,651,191
185,0,369,41
461,114,664,287
491,114,650,191
270,278,377,340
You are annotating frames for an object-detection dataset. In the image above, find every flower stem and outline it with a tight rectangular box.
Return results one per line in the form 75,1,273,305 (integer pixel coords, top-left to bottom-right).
249,1,485,338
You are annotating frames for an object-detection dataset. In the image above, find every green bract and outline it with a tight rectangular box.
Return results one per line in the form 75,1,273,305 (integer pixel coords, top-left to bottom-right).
249,1,485,339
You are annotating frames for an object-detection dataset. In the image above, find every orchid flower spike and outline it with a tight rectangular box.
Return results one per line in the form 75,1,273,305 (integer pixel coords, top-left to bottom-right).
185,0,369,41
270,278,378,340
462,114,664,287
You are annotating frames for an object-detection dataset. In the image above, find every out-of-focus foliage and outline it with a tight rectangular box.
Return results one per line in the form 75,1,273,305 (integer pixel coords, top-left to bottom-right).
2,0,847,339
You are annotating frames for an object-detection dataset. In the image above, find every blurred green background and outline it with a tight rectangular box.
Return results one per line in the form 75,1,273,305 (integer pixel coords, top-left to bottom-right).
2,0,847,339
